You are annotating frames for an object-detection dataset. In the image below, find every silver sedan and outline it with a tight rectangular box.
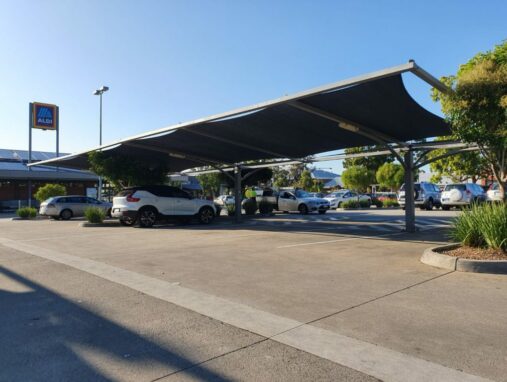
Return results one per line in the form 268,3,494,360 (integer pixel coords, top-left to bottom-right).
39,196,112,220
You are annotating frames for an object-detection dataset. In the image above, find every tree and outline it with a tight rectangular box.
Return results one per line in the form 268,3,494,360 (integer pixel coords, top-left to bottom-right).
297,169,313,190
34,183,66,203
341,165,375,192
88,151,170,189
197,173,222,198
427,137,491,183
432,41,507,199
343,146,394,174
272,162,307,188
376,163,404,191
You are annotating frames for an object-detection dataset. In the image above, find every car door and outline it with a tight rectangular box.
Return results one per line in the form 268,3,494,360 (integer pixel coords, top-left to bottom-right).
172,188,195,215
278,192,293,211
69,197,87,216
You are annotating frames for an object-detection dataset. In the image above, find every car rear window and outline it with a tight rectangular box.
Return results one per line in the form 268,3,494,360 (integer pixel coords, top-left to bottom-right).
444,184,466,191
116,189,137,197
400,184,420,191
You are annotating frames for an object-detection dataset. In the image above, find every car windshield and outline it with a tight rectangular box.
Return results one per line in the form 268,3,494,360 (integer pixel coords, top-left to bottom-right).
491,183,499,190
444,184,466,191
295,190,310,198
326,192,344,198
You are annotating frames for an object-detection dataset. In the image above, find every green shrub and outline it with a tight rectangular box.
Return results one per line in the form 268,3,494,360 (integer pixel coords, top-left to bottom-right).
451,203,507,251
226,204,235,216
382,198,399,208
16,207,37,219
243,198,257,215
372,198,383,208
258,200,274,214
342,200,361,209
34,184,66,203
84,207,106,224
359,199,371,208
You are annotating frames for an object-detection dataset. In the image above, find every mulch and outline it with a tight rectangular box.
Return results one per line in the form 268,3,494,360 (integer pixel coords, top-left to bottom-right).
440,246,507,260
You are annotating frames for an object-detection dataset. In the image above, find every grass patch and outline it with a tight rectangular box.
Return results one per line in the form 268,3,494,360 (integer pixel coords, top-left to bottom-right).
451,203,507,251
84,207,106,224
382,198,399,208
16,207,37,219
342,200,361,209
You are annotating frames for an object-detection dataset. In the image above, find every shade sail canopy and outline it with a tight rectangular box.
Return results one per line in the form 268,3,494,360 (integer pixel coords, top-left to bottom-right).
30,61,450,171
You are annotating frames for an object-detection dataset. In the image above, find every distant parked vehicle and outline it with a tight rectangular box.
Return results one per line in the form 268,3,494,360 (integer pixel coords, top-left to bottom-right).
276,189,330,214
441,183,486,210
214,195,235,206
398,182,441,210
324,190,371,208
39,196,112,220
486,183,506,203
112,185,217,227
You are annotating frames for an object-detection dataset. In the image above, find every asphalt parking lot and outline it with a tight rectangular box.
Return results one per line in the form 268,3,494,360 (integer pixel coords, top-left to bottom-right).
1,209,506,381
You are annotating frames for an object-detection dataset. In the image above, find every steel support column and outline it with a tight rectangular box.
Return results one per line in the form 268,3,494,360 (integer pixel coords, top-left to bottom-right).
403,148,416,233
234,165,242,223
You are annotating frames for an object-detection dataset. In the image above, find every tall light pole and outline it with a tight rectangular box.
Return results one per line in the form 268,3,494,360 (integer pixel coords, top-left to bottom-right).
93,86,109,199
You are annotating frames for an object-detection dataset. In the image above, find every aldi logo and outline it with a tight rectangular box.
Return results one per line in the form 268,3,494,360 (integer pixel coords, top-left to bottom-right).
32,102,57,130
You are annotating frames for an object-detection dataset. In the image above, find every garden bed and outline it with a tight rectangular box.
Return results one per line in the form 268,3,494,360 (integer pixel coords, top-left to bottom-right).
439,245,507,261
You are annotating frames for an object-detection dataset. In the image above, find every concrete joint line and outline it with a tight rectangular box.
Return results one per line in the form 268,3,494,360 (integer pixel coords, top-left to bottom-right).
0,237,492,382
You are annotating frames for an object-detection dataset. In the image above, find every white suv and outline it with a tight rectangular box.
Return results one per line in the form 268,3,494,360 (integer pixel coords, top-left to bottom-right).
112,185,216,227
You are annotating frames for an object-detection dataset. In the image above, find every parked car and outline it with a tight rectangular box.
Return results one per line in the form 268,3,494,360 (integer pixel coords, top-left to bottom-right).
308,192,325,198
39,196,112,220
214,195,235,206
112,185,217,227
440,183,486,209
276,189,330,214
324,190,371,208
486,183,506,203
398,182,441,210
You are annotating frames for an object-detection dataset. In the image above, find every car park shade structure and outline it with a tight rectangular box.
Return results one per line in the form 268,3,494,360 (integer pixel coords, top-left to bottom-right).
30,61,451,231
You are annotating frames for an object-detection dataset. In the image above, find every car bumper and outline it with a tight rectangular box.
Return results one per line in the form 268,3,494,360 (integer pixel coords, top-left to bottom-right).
111,208,137,219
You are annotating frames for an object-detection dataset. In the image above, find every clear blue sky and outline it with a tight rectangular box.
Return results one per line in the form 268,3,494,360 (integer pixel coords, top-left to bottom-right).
1,0,506,173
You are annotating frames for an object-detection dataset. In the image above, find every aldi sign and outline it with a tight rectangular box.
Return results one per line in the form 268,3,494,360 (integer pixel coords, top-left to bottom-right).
32,102,57,130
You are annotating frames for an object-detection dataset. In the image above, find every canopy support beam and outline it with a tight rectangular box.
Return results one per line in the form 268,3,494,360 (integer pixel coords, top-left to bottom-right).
403,148,416,233
234,165,242,223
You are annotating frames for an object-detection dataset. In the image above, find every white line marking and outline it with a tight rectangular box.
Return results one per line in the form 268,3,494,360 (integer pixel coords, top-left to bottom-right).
277,231,405,248
0,237,491,382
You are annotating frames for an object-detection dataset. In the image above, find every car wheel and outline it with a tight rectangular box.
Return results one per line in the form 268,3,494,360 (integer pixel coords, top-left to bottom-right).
442,206,451,211
138,207,157,228
318,210,326,215
337,202,342,208
426,199,434,211
299,204,309,215
60,209,73,220
198,207,215,224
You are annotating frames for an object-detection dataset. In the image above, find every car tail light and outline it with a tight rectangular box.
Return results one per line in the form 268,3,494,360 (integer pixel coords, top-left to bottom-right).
126,194,140,202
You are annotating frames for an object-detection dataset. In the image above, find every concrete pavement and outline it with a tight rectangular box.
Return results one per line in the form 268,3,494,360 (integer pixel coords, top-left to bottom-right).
1,209,506,381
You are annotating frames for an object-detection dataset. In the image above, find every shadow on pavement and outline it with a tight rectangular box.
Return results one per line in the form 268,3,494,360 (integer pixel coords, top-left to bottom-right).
0,266,233,382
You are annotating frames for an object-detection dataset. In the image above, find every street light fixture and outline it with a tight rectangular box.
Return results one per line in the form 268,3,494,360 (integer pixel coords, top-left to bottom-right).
93,85,109,199
93,86,109,145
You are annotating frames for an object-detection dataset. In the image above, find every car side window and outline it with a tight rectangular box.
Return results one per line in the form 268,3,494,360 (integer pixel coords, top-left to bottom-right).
172,189,190,198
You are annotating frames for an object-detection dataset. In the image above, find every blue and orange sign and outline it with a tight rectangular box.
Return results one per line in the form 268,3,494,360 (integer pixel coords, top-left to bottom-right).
32,102,57,130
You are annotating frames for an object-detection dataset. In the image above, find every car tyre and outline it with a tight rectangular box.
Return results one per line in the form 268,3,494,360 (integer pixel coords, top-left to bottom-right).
318,210,326,215
198,207,215,224
106,208,112,217
299,204,309,215
138,207,157,228
60,209,73,220
426,199,434,211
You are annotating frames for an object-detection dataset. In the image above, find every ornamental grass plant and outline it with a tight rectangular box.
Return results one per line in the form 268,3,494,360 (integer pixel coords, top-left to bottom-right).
451,203,507,251
84,207,106,224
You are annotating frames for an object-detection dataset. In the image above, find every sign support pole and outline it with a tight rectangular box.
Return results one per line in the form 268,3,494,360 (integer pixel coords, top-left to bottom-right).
56,106,60,171
28,103,33,207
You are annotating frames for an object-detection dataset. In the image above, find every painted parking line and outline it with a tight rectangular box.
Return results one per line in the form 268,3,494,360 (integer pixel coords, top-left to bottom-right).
276,231,406,249
0,237,490,382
